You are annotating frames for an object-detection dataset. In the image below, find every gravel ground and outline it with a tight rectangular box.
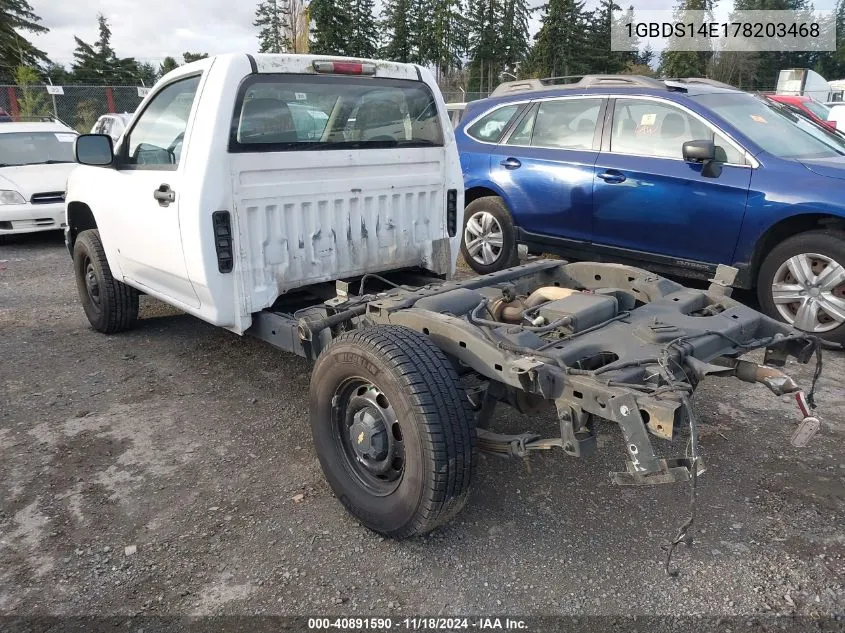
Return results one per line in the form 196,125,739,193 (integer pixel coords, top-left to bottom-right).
1,232,844,625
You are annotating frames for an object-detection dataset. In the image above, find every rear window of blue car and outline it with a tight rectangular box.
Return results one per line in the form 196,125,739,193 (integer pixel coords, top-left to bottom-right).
465,104,521,143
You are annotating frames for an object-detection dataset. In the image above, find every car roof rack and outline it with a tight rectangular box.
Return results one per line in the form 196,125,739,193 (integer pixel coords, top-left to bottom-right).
490,74,666,96
665,77,736,90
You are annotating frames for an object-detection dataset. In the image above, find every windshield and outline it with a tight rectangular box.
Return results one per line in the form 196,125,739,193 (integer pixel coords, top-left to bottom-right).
230,75,444,151
693,92,845,159
803,99,831,120
0,131,77,166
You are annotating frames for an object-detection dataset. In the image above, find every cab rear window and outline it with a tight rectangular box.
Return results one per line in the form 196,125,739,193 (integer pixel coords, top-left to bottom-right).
229,74,444,152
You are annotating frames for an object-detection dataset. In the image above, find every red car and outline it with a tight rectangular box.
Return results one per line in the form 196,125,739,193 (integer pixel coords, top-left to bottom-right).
765,94,836,130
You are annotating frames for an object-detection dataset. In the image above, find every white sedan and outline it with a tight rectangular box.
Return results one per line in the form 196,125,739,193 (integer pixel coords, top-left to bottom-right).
0,121,78,235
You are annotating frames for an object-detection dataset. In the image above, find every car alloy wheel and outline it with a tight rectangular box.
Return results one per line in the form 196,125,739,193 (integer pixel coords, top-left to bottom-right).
464,211,504,266
771,252,845,333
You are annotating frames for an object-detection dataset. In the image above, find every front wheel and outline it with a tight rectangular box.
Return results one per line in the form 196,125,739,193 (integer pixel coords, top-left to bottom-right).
73,229,139,333
757,229,845,345
310,325,476,538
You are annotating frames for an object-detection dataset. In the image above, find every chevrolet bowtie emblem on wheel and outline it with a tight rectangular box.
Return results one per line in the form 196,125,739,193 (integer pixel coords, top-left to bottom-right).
357,431,365,445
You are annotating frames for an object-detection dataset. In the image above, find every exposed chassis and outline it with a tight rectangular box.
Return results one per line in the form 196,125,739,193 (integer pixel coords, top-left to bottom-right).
248,259,822,484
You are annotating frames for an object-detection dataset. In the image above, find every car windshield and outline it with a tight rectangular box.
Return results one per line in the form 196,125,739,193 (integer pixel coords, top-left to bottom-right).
231,75,444,151
803,99,831,120
0,131,77,166
693,92,845,159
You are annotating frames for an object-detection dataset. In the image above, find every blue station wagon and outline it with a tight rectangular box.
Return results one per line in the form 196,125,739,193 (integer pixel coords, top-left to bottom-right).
456,75,845,343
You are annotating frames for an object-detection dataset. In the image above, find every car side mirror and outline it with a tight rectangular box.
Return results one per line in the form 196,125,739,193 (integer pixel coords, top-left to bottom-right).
682,139,715,162
682,139,721,178
75,134,114,167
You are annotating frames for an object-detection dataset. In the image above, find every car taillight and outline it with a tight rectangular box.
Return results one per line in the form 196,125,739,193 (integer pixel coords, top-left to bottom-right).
313,60,376,75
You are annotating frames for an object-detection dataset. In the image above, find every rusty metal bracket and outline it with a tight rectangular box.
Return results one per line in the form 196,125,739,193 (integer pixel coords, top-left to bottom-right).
609,393,661,477
555,402,596,457
611,457,706,486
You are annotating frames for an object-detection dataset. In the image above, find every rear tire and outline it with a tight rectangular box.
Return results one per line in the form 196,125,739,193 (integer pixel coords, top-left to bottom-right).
73,229,139,333
461,196,518,274
310,325,477,538
757,229,845,345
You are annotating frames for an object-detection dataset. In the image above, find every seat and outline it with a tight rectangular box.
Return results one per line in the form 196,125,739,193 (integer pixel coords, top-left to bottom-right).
658,112,686,157
239,98,298,143
358,101,404,141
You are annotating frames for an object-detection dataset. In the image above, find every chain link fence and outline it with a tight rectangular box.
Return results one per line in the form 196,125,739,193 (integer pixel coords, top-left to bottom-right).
0,85,148,132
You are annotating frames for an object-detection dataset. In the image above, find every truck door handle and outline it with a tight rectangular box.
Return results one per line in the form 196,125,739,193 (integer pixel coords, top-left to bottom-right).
597,170,626,184
500,157,522,170
153,184,175,206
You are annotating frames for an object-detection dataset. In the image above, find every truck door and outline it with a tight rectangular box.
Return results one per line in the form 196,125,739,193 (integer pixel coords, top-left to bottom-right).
110,75,201,307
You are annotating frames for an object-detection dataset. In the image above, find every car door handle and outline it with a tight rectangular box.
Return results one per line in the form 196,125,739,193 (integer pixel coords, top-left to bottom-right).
597,170,626,184
500,157,522,170
153,184,175,206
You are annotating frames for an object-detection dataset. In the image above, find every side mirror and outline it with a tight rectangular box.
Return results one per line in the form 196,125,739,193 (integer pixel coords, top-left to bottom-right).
682,139,721,178
682,139,716,163
75,134,114,167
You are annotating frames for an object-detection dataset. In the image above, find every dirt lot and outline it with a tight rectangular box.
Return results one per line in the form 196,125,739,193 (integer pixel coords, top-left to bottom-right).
1,232,844,623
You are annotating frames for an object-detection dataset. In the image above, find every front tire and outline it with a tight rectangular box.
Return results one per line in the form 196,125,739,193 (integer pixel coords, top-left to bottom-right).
310,325,477,538
73,229,139,333
757,229,845,344
460,196,518,274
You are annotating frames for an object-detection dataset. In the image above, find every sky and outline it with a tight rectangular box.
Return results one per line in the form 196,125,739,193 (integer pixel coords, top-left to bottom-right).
28,0,841,68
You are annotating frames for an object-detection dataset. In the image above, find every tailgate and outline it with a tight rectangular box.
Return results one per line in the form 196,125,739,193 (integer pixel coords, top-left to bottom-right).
232,147,449,312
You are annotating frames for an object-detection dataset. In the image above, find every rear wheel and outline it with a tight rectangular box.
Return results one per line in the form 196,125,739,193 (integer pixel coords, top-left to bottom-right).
310,325,476,538
460,196,518,274
757,230,845,344
73,229,139,333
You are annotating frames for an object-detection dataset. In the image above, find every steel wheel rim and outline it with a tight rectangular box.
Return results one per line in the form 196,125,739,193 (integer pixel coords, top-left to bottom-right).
464,211,504,266
332,377,404,496
83,257,101,309
771,251,845,333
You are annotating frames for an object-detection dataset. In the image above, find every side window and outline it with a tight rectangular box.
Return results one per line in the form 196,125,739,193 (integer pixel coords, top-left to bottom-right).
530,99,601,149
505,105,536,145
466,105,520,143
610,98,746,164
123,76,200,168
714,132,745,164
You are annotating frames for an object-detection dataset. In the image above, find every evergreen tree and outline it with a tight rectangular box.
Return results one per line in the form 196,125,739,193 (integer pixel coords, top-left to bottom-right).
159,56,179,77
254,0,291,53
310,0,353,55
71,14,119,83
467,0,504,93
347,0,379,58
427,0,471,79
44,61,72,85
381,0,414,62
0,0,48,81
499,0,530,77
732,0,818,89
525,0,591,79
658,0,715,79
136,61,157,85
585,0,627,74
182,52,208,63
637,45,655,68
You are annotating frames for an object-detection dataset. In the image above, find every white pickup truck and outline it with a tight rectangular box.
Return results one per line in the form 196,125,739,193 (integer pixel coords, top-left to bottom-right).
65,53,825,545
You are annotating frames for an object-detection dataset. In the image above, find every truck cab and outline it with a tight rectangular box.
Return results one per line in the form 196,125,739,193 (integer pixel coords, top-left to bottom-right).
65,53,462,334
